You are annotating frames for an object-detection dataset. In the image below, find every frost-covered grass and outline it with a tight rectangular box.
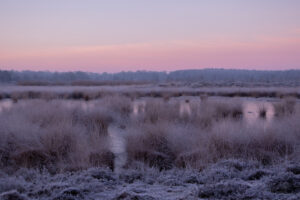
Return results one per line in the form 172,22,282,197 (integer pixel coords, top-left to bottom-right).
0,95,299,174
0,98,130,173
126,109,300,169
0,159,299,199
0,93,300,199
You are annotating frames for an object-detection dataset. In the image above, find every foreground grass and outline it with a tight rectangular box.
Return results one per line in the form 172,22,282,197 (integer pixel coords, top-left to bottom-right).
1,159,300,199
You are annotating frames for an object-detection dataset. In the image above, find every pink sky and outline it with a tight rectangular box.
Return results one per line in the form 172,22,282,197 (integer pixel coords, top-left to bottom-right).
0,0,300,72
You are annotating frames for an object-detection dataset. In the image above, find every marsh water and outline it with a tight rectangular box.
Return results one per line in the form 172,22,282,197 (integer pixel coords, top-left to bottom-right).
108,126,127,173
132,98,276,125
0,100,13,112
0,98,277,125
243,101,275,125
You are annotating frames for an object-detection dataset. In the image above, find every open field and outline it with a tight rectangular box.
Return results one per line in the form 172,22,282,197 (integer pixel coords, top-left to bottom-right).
0,85,300,199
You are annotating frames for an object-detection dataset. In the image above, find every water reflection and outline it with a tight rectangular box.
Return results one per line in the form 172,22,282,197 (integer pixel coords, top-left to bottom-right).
132,100,146,116
108,126,127,173
179,99,192,117
130,98,276,126
0,100,13,113
0,98,277,126
243,101,275,126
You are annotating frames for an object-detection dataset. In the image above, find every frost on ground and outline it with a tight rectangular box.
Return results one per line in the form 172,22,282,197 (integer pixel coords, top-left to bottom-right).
1,159,299,200
0,97,299,199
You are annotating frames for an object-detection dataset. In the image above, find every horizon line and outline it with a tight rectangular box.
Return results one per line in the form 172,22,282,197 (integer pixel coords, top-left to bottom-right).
1,67,300,74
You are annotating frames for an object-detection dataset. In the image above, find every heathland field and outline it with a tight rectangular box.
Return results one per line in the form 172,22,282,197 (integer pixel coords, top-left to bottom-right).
0,85,299,199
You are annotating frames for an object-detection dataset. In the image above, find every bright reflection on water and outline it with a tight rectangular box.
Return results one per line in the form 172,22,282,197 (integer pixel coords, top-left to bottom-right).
0,100,13,113
243,101,275,126
108,126,127,173
130,99,276,126
179,100,192,117
132,100,146,116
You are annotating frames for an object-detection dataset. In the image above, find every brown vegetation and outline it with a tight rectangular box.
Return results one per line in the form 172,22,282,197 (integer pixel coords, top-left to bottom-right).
0,94,299,173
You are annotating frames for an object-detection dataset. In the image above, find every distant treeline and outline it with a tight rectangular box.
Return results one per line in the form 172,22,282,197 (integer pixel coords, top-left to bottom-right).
1,69,300,85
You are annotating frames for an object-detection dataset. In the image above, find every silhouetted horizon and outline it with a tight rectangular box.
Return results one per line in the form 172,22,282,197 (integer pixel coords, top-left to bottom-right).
1,68,300,85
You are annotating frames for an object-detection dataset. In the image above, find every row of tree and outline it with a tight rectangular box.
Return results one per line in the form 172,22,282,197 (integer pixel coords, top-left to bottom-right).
1,69,300,84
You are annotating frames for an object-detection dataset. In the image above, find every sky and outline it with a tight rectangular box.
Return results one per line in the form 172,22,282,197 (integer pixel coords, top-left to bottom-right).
0,0,300,73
